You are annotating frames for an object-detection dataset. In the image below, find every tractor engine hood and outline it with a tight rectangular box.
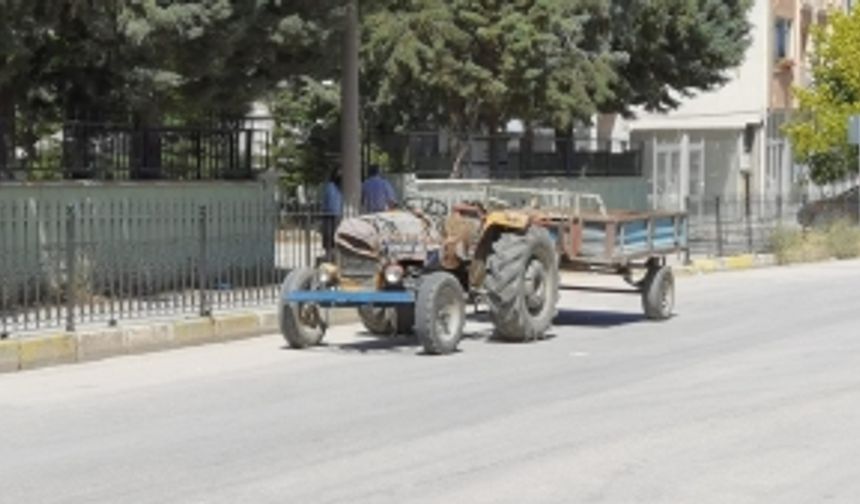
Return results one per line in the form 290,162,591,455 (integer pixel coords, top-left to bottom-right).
335,210,442,262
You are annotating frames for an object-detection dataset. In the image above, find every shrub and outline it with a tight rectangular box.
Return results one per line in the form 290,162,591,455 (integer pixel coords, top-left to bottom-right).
770,227,829,265
825,220,860,260
771,221,860,265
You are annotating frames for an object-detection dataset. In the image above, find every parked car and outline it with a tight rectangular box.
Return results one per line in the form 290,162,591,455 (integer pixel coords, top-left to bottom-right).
797,186,859,228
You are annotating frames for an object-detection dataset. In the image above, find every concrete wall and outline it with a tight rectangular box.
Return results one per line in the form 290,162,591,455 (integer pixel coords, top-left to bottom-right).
0,182,276,301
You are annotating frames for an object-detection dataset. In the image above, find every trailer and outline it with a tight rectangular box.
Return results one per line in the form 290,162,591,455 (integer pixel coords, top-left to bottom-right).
485,187,687,320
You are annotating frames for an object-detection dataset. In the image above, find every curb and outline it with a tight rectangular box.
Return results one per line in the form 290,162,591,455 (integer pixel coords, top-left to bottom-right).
675,254,775,276
0,308,360,374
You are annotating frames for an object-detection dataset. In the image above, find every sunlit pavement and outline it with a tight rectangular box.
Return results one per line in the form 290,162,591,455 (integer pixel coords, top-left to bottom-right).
2,260,860,504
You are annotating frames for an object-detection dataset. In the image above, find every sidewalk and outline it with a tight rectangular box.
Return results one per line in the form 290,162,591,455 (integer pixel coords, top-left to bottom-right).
0,305,360,374
0,251,775,375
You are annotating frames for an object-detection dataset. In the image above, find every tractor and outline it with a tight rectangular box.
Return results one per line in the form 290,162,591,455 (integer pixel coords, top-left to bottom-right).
279,196,559,355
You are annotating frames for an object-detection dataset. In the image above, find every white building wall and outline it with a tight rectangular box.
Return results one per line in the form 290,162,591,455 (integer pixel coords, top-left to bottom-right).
625,0,770,131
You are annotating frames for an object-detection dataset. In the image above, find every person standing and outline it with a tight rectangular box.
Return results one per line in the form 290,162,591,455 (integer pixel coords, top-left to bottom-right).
321,170,343,261
361,164,397,213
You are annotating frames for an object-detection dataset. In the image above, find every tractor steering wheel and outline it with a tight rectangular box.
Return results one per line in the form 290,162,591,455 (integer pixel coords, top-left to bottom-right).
403,196,449,218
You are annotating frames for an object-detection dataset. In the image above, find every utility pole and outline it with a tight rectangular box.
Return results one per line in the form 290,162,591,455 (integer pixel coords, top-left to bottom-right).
341,0,361,215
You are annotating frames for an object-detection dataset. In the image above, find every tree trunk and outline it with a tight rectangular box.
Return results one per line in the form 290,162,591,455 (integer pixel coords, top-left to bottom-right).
451,136,468,179
0,83,15,178
487,118,500,178
340,0,362,211
522,124,535,177
556,126,573,176
132,107,163,180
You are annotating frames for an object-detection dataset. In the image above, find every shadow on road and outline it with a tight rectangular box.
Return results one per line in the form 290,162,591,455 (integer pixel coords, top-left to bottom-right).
319,330,488,356
333,333,419,354
554,309,646,328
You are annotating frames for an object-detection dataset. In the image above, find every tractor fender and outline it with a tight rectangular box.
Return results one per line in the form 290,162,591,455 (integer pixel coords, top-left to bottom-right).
468,212,533,288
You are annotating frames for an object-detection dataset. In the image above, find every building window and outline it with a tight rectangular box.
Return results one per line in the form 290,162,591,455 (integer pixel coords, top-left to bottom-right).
775,17,792,61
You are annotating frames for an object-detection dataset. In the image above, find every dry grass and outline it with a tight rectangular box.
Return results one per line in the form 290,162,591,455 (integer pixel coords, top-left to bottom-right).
771,220,860,265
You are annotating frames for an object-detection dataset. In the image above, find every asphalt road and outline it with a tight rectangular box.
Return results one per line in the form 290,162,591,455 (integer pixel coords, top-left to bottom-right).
2,260,860,504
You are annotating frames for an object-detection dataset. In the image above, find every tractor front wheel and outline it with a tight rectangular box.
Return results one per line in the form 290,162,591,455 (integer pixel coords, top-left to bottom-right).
415,272,466,355
279,268,327,349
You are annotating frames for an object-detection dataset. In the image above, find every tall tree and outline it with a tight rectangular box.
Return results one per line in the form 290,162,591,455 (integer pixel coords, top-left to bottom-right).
362,0,752,128
116,0,340,122
0,0,69,169
1,0,340,176
784,7,860,185
605,0,752,114
1,0,339,124
363,0,621,135
267,77,341,185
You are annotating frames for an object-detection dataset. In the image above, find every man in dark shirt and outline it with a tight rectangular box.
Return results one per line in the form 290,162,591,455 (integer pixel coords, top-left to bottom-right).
361,165,397,213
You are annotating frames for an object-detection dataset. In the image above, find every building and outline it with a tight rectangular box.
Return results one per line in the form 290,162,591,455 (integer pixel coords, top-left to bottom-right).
607,0,848,211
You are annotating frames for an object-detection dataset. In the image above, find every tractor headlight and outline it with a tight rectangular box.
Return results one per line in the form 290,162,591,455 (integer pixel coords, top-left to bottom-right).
383,264,405,286
316,263,339,287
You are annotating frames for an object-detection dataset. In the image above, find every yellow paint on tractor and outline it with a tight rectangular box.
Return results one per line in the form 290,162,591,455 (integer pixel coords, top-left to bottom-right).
482,210,531,232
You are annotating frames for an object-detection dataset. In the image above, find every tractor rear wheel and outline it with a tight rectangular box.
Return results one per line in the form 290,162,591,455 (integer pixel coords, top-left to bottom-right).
484,227,559,341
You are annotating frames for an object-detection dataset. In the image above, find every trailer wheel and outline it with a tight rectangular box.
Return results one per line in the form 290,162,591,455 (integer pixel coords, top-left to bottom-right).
279,268,327,349
484,227,559,341
416,272,465,355
358,305,415,335
641,265,675,320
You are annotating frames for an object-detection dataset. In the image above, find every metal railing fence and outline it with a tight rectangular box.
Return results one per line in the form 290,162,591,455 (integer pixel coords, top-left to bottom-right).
373,132,643,179
0,119,271,181
685,194,860,258
0,198,344,337
2,184,856,337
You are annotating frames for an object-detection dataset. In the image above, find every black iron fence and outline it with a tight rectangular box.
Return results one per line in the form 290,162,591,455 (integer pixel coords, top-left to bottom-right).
685,194,860,257
0,197,343,337
373,132,642,179
3,182,856,337
0,120,271,181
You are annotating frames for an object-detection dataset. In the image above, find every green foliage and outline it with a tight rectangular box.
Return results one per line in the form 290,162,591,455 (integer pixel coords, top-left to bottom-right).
606,0,753,114
770,227,828,265
363,0,623,134
0,1,338,121
363,0,752,133
2,0,753,183
825,220,860,259
268,77,341,186
1,0,339,177
770,221,860,264
784,8,860,184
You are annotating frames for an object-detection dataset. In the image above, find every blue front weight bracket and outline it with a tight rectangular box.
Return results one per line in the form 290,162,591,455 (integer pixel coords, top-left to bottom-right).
284,290,415,308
